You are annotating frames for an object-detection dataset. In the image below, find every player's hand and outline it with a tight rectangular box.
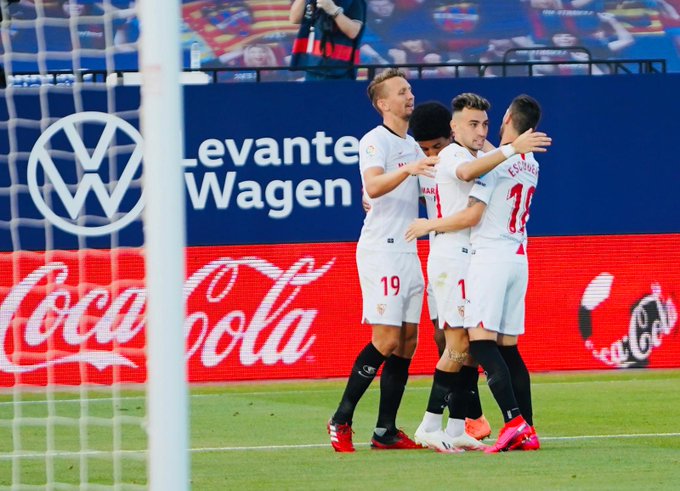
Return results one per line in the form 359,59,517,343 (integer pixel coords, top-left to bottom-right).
407,156,439,178
405,218,433,242
317,0,338,15
362,192,371,213
512,128,552,154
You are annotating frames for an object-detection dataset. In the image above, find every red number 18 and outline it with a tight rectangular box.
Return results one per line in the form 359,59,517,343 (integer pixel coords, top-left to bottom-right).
507,183,535,234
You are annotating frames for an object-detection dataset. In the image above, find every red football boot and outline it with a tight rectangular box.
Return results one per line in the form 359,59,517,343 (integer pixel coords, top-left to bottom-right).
370,429,425,450
484,416,532,453
328,419,355,453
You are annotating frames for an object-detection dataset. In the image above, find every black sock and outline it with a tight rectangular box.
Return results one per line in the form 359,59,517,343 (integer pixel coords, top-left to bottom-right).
469,340,520,423
426,369,458,415
376,355,411,434
460,365,483,419
499,345,533,426
333,343,386,425
447,372,468,420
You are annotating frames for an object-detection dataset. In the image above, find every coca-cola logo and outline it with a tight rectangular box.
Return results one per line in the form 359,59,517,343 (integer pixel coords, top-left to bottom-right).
0,255,334,377
578,273,678,368
0,263,144,374
183,256,334,367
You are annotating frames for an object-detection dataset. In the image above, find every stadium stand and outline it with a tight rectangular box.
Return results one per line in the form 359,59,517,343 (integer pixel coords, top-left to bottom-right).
1,0,678,83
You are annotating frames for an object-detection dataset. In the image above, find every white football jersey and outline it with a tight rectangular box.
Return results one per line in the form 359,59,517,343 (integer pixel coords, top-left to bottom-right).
418,174,437,241
358,125,425,252
469,152,539,257
430,142,481,256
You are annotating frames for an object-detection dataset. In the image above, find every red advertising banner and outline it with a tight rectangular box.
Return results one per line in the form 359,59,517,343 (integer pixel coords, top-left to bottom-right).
525,235,678,371
0,234,678,386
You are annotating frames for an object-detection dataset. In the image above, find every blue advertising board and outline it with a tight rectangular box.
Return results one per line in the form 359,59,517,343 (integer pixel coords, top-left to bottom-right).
1,74,679,252
181,76,680,245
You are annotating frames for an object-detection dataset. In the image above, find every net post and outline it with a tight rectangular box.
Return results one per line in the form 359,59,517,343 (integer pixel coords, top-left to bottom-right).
138,1,190,490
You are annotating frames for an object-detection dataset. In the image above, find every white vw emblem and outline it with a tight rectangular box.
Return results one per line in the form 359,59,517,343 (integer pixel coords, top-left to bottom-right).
27,111,144,236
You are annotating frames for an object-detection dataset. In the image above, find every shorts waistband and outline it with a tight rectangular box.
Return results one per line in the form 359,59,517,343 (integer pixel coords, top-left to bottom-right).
431,246,470,256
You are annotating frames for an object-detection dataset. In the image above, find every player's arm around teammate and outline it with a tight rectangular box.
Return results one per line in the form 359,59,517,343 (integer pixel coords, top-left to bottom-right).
404,126,551,241
405,196,485,242
411,94,551,451
463,95,545,453
412,93,498,452
362,156,438,199
410,101,491,442
454,128,550,182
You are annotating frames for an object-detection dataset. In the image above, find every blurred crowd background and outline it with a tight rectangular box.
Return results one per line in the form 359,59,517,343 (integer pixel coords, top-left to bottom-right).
2,0,679,79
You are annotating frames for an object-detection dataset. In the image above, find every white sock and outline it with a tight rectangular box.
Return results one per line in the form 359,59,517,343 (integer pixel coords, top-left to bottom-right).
373,427,387,437
445,418,465,438
420,411,443,432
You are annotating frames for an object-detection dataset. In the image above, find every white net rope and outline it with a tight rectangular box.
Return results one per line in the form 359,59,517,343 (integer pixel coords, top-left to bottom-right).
0,1,147,489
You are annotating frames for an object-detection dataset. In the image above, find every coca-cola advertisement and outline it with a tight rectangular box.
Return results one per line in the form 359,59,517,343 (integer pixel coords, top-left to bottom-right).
1,78,679,387
1,234,678,387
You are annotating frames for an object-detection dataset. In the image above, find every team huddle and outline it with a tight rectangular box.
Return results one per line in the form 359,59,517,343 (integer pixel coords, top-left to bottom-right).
327,68,552,453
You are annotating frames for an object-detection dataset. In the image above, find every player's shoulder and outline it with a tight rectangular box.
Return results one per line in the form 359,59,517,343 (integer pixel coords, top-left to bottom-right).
498,152,540,179
359,126,389,153
360,125,386,143
516,152,540,171
525,152,540,167
440,142,475,170
438,142,466,160
403,132,419,145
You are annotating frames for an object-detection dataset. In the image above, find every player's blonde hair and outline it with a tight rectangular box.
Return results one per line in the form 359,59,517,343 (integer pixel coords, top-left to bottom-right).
367,68,407,114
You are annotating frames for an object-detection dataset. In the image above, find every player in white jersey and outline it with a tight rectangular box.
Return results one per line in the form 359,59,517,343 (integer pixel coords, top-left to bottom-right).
327,69,439,453
406,95,548,453
410,101,492,442
464,95,543,453
409,93,551,452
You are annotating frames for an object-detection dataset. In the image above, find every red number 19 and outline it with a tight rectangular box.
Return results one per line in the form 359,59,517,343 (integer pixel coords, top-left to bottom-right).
381,276,400,296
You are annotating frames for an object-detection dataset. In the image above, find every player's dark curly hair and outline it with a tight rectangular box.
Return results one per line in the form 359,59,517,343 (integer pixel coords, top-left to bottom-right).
451,93,490,114
509,94,542,133
409,102,451,142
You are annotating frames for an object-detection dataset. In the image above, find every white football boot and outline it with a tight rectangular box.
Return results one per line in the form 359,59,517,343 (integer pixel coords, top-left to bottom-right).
414,426,463,453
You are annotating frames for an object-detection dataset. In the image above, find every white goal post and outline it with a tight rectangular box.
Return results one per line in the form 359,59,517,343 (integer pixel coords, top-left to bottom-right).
0,0,190,489
138,1,190,490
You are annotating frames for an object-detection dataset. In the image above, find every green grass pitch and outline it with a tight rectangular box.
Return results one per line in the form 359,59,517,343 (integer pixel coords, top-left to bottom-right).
2,369,680,490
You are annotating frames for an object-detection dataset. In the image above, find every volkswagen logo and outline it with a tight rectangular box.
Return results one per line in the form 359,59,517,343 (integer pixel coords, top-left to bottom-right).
27,111,144,236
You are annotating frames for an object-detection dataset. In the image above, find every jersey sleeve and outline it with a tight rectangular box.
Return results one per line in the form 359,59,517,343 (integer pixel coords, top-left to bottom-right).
469,168,498,205
359,132,387,173
437,145,471,183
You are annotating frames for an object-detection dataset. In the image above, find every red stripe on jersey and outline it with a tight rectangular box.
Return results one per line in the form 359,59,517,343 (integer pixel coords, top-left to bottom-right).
517,243,525,255
435,184,443,219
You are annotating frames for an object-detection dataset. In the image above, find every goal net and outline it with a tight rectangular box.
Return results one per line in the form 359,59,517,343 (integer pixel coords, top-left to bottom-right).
0,1,188,489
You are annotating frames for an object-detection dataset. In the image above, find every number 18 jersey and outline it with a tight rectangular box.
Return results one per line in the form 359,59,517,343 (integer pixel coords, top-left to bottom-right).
468,152,539,258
